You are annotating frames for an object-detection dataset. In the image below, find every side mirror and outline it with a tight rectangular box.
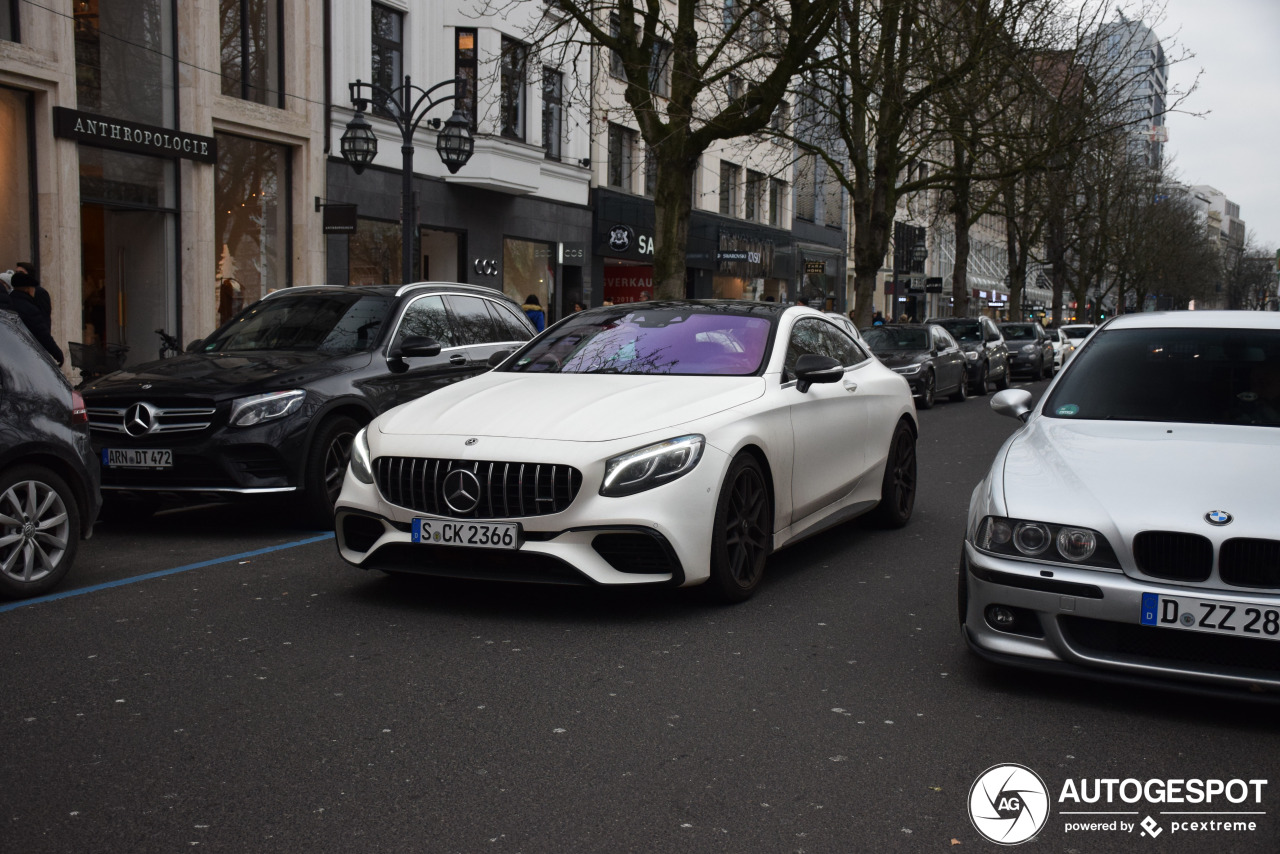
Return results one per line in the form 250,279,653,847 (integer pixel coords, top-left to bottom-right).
186,339,204,353
487,349,512,368
991,388,1035,422
387,335,442,373
793,353,844,393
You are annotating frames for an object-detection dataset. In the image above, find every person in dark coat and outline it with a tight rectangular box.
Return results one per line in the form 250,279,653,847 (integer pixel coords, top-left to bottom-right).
14,261,51,317
9,271,63,366
522,295,546,332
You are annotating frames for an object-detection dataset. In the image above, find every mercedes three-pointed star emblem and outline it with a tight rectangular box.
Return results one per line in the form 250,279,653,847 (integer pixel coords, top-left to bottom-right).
442,468,482,515
124,402,156,437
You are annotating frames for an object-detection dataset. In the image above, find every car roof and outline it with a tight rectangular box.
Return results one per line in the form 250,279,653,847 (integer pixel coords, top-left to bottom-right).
261,282,515,301
1098,311,1280,331
581,299,791,317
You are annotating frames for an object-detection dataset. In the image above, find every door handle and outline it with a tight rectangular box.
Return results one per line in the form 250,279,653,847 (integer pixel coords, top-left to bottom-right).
449,354,467,365
842,380,858,392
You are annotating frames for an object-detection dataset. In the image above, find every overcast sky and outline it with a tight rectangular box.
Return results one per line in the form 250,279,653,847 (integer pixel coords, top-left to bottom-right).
1154,0,1280,250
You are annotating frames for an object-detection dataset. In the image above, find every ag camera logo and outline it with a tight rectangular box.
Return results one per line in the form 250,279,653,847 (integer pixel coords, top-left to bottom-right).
969,764,1051,845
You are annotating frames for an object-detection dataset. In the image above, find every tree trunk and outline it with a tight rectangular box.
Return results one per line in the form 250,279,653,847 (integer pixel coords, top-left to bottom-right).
651,149,696,300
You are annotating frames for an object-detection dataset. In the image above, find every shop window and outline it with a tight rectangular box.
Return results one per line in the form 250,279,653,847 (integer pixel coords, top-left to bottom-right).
719,161,740,217
500,37,528,141
220,0,283,107
542,67,563,160
75,0,175,127
214,134,291,326
371,3,403,118
503,238,556,323
608,123,636,191
0,87,33,268
455,28,477,130
349,218,401,285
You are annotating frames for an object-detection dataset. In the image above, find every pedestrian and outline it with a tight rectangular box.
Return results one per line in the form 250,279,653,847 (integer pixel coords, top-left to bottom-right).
572,301,585,313
872,310,885,326
522,294,546,332
898,313,911,323
15,261,51,317
796,296,809,307
9,270,63,365
0,270,13,311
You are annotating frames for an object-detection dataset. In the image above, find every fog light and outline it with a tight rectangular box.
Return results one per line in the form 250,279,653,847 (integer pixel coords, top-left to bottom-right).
987,605,1017,629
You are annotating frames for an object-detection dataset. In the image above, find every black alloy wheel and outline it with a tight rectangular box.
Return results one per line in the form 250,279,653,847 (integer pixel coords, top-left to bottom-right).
917,371,936,410
301,415,361,527
706,454,771,603
949,373,968,403
871,421,917,528
994,362,1011,390
970,362,989,396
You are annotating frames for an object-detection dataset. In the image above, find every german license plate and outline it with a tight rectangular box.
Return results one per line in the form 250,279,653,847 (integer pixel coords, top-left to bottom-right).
412,518,520,550
103,448,172,469
1140,592,1280,640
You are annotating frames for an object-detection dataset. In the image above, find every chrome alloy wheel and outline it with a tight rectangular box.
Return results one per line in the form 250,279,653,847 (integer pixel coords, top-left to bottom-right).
0,478,72,586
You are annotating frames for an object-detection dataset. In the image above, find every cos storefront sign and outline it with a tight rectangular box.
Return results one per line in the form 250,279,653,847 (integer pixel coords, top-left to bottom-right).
53,107,217,164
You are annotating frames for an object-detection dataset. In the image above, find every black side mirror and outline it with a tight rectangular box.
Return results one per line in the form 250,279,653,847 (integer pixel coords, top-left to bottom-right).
387,335,442,373
487,349,512,368
185,339,204,353
793,353,844,393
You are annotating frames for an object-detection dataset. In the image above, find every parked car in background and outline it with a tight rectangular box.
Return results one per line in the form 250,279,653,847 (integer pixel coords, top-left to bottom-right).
81,284,534,525
1000,322,1055,379
925,316,1011,396
336,301,919,603
960,311,1280,697
1046,327,1076,371
0,313,102,598
862,323,967,408
1059,323,1097,351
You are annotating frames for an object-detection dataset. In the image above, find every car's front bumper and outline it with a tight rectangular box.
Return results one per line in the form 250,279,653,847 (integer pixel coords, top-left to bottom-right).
961,541,1280,697
1008,352,1041,374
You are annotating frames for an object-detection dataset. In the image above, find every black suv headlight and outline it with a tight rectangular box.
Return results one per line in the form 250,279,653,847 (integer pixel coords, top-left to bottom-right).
974,516,1120,569
229,389,306,427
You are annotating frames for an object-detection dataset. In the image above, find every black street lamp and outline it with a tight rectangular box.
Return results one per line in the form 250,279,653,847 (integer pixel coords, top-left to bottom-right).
340,76,474,284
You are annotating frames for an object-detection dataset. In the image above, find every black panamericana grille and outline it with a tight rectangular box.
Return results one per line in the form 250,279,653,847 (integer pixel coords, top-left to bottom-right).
1132,531,1213,582
1219,538,1280,589
374,457,583,519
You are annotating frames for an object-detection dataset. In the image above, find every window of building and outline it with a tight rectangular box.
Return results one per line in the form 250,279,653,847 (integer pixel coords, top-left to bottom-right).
214,133,291,325
542,67,563,160
795,151,816,222
719,161,740,217
370,4,403,118
644,145,657,197
608,123,636,191
771,100,789,133
455,28,477,130
769,178,786,227
500,37,528,141
745,170,764,222
349,218,402,285
75,0,175,127
220,0,283,107
503,238,556,322
824,162,843,227
609,14,625,79
649,39,672,98
722,0,741,32
2,0,17,41
0,87,33,268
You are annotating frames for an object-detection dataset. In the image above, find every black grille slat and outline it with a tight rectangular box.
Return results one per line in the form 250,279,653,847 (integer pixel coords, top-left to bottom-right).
1220,538,1280,589
374,456,582,519
1133,531,1213,582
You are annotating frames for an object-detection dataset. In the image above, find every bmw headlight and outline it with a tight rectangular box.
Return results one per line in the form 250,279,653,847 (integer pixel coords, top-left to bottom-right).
975,516,1119,568
229,389,306,427
964,350,980,361
350,427,375,484
893,363,923,375
601,435,704,497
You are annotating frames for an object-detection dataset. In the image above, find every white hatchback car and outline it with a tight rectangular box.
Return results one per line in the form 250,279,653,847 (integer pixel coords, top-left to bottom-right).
960,311,1280,696
335,301,918,602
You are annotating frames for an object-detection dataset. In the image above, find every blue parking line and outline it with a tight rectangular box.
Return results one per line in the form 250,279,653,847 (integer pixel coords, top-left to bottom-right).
0,532,335,614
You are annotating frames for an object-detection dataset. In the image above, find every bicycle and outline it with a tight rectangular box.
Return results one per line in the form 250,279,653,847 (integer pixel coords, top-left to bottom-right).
156,328,182,359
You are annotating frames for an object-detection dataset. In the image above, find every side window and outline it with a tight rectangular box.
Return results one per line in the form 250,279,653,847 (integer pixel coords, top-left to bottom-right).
783,319,824,380
818,322,866,366
395,295,453,348
484,299,534,343
447,295,501,346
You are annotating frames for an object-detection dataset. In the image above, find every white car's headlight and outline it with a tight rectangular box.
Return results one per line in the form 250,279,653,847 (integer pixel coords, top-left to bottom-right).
893,364,923,375
601,435,704,497
350,427,374,484
229,389,305,427
975,516,1120,568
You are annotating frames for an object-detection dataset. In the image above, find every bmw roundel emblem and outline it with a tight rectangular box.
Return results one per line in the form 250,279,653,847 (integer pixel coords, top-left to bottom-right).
1205,510,1233,526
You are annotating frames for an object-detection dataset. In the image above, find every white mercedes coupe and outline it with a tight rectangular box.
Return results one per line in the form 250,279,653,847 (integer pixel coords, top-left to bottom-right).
334,300,918,602
961,311,1280,697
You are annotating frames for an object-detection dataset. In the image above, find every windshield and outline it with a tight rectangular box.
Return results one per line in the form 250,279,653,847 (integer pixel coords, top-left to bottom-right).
862,327,929,351
1001,325,1037,341
1044,327,1280,426
202,292,393,354
933,320,982,343
503,306,774,375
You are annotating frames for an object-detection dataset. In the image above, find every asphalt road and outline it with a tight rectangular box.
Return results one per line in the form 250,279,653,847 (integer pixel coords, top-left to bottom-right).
2,378,1277,853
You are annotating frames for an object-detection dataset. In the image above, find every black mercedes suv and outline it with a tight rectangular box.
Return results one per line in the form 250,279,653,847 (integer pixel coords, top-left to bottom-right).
81,284,534,524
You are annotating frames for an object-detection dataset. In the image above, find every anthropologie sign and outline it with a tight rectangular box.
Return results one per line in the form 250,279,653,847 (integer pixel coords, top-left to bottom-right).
53,107,217,164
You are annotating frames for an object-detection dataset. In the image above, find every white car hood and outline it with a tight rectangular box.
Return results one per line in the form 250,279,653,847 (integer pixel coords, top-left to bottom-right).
377,372,767,442
1001,418,1280,537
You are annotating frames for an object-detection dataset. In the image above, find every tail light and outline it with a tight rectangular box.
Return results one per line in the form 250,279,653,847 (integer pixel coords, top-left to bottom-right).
71,390,89,425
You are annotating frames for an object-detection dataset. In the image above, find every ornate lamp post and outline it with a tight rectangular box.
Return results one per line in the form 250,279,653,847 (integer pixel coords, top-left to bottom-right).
340,76,474,284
